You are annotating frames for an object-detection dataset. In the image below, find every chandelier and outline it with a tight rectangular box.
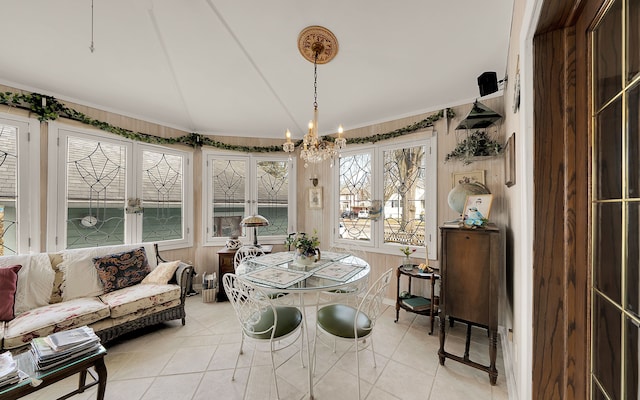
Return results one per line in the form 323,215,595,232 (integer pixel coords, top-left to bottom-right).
283,26,346,168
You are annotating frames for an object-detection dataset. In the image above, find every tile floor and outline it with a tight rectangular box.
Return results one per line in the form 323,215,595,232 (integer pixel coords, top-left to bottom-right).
20,295,510,400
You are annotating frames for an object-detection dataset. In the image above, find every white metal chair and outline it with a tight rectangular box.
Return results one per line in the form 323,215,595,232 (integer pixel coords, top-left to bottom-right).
312,268,394,399
223,273,304,399
233,245,266,268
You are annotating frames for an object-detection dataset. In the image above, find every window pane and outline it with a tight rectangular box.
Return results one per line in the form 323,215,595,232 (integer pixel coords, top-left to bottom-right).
211,159,246,238
629,83,640,198
594,0,622,108
628,202,640,318
66,137,126,249
383,145,426,246
626,317,639,399
595,97,622,200
594,202,622,303
256,160,289,236
628,0,640,82
339,153,371,243
593,294,621,400
0,124,18,255
141,151,183,242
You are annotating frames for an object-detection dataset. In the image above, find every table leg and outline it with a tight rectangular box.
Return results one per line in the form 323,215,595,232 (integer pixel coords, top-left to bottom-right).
94,358,108,400
78,369,87,393
298,293,314,400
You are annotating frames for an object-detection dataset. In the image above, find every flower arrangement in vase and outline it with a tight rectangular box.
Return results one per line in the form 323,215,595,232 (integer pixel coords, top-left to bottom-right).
399,246,416,268
286,231,321,265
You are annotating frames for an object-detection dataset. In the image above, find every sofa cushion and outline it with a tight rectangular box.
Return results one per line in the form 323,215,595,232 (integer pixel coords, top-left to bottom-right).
142,260,180,285
99,284,181,319
0,265,22,321
59,243,158,301
3,297,110,350
93,247,151,293
0,254,55,315
90,298,181,333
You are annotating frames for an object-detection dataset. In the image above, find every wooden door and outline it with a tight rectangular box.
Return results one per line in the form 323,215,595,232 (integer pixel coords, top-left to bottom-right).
533,0,639,398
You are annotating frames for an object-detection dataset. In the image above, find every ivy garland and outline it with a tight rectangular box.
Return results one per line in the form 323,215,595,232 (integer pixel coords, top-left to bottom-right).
0,91,453,151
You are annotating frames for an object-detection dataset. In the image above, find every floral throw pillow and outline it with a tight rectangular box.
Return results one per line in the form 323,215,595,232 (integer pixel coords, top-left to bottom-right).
93,247,150,293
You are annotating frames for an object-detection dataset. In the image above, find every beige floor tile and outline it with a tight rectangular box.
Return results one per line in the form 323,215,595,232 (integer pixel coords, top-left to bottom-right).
141,373,203,400
374,359,436,400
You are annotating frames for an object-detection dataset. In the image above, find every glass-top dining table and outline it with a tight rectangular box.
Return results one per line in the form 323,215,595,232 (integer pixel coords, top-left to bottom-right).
236,250,371,399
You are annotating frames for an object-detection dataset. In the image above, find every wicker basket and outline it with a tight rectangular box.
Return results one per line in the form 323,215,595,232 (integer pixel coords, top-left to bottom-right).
202,289,217,303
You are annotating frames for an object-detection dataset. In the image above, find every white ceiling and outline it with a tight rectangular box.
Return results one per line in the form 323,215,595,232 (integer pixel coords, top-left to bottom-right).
0,0,514,140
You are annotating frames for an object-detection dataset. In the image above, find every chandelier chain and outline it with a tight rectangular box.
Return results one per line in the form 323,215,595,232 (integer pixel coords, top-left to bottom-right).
313,50,318,109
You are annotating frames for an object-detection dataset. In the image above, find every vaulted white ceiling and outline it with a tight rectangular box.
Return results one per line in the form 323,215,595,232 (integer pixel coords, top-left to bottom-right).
0,0,514,139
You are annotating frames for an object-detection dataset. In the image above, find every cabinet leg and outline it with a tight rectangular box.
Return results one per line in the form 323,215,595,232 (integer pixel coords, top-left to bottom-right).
438,315,446,365
463,323,472,360
489,329,498,385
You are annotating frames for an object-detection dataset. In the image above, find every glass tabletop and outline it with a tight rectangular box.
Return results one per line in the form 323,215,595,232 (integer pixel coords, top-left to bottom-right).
0,345,107,394
236,252,370,292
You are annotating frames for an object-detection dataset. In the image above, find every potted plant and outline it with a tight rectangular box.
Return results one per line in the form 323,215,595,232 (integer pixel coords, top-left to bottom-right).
445,130,503,165
287,232,321,265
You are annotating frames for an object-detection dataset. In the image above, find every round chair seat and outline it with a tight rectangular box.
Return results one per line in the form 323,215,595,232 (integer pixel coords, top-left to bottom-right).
317,304,371,339
247,306,303,340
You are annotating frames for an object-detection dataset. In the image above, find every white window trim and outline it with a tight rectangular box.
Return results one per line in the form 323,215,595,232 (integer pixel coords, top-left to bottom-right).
0,112,40,253
331,132,437,260
203,150,296,247
47,122,193,252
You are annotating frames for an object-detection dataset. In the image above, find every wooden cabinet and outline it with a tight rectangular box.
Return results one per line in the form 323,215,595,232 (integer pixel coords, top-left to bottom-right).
217,248,237,301
217,245,273,301
438,224,500,385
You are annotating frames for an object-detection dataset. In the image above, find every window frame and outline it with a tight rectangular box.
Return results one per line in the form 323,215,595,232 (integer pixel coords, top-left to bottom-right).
331,133,437,259
203,150,296,247
47,122,193,252
0,112,40,254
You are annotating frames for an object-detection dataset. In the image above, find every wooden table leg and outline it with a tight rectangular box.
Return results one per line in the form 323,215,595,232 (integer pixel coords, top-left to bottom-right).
78,369,88,393
94,358,108,400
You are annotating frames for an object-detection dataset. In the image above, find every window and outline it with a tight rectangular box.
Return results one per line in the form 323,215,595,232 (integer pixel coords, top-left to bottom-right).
334,135,436,259
204,152,295,246
47,123,192,251
0,114,40,255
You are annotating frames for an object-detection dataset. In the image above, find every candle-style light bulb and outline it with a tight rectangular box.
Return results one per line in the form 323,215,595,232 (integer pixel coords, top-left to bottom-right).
338,124,343,138
285,129,291,143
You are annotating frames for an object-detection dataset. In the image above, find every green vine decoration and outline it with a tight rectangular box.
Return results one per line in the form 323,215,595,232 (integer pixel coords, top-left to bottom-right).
0,91,453,152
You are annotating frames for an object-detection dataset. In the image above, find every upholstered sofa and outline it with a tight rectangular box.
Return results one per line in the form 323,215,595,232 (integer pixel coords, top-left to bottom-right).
0,243,193,350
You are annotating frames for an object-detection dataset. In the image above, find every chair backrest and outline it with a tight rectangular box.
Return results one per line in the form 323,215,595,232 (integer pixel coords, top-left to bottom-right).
223,273,277,340
234,245,266,268
356,268,394,326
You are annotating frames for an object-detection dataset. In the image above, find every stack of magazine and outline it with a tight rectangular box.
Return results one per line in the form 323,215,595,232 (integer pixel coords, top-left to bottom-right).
0,351,27,388
29,326,101,371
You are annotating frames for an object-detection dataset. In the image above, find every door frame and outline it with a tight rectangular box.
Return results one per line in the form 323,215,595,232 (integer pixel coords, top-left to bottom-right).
533,0,604,398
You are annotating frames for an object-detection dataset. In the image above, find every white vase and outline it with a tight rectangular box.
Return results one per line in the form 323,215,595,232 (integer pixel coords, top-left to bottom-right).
294,248,320,265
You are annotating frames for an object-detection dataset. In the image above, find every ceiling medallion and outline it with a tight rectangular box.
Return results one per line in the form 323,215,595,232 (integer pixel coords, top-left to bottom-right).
297,26,339,64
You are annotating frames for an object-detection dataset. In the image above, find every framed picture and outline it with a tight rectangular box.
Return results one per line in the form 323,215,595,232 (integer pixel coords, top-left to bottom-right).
505,133,516,187
452,170,485,188
309,187,323,209
463,194,493,224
